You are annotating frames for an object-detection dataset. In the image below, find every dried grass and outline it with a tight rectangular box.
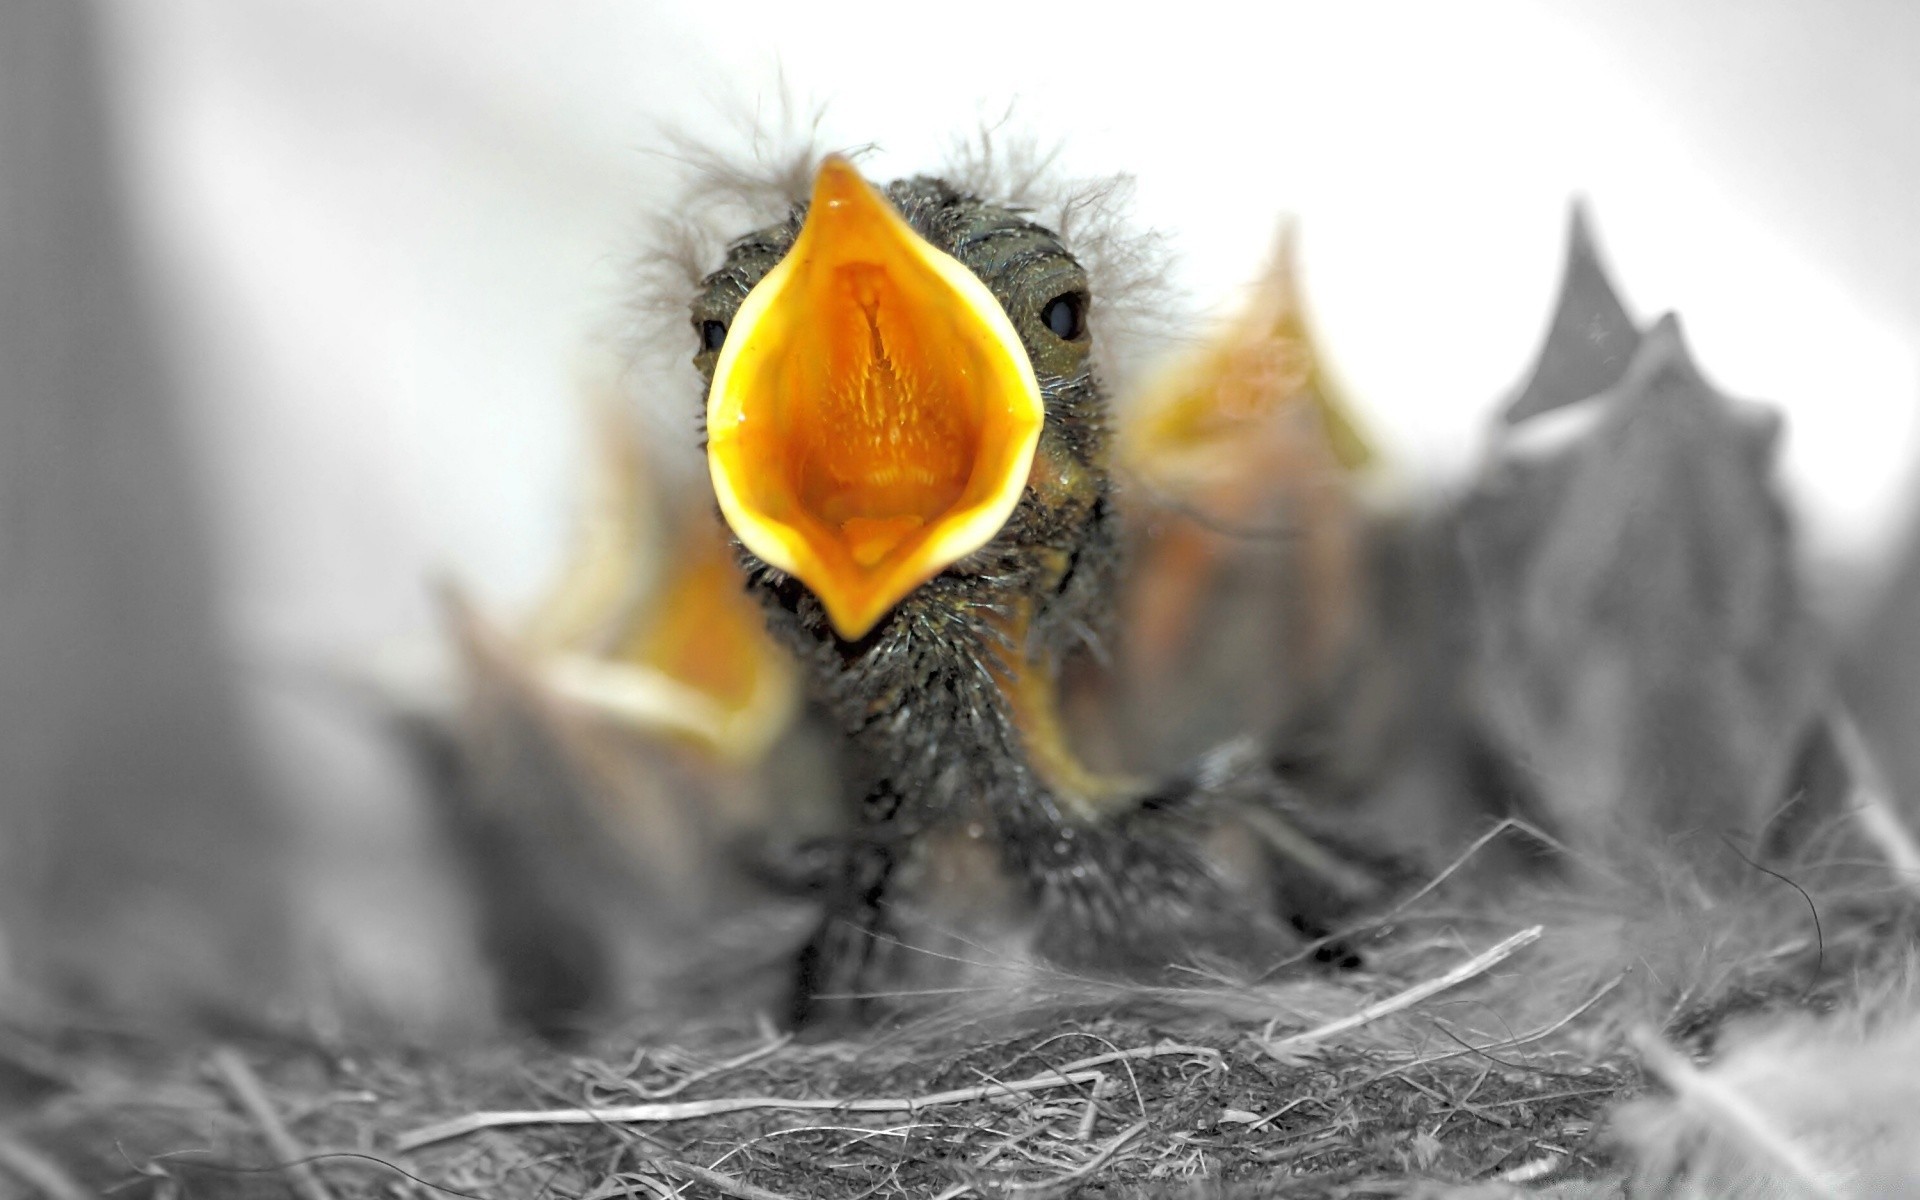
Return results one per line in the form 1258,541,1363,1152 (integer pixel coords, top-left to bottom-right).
7,825,1914,1199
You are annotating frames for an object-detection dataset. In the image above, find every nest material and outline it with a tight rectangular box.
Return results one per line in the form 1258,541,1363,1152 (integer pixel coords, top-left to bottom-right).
8,834,1916,1200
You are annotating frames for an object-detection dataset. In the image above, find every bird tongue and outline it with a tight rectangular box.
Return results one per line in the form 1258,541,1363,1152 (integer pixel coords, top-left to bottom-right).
795,258,972,560
840,515,926,567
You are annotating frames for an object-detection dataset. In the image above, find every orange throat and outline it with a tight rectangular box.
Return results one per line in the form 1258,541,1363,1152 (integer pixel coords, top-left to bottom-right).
706,157,1044,640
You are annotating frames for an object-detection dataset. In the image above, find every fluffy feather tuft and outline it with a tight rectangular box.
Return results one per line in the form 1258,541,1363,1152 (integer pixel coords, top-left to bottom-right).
940,121,1183,397
620,93,839,472
622,104,1180,463
1444,817,1917,1049
1615,990,1920,1197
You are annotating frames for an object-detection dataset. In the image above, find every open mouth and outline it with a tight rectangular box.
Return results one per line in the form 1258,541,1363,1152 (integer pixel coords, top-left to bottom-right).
705,156,1045,640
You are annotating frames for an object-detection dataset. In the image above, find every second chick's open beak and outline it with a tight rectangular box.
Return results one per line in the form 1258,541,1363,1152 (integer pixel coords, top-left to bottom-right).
706,156,1046,640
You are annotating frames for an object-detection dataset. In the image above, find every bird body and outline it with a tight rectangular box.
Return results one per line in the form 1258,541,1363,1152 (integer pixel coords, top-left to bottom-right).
690,158,1335,1025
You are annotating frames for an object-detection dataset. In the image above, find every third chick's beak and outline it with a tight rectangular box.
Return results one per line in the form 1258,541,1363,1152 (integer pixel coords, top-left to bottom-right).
706,156,1046,639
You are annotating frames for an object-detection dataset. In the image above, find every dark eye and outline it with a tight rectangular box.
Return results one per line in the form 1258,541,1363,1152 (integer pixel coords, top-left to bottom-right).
698,319,728,353
1040,291,1087,341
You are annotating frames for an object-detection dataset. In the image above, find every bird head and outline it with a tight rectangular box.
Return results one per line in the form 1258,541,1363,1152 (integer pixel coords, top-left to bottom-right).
692,155,1107,642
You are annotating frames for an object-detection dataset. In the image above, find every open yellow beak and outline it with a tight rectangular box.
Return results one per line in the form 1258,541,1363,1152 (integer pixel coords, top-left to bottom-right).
706,156,1046,640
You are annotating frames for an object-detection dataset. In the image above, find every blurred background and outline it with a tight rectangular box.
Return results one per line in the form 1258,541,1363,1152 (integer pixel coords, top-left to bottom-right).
3,0,1915,1032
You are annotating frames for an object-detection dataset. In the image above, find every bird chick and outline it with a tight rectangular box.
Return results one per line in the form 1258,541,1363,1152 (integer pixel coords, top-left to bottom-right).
690,156,1381,1028
1457,211,1833,868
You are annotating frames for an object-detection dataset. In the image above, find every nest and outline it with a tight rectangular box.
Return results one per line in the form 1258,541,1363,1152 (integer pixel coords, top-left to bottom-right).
11,819,1918,1199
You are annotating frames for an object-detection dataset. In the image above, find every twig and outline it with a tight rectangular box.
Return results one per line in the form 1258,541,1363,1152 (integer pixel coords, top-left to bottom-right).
1375,970,1626,1080
395,1068,1103,1152
210,1045,338,1200
658,1159,796,1200
1501,1152,1562,1184
1242,1093,1315,1133
1397,1074,1510,1130
0,1131,96,1200
1024,1040,1218,1125
581,1171,681,1200
1477,1085,1620,1112
701,1123,929,1176
1628,1027,1844,1199
607,1032,794,1102
1051,1043,1221,1074
1028,1031,1149,1122
1259,926,1542,1059
1003,1119,1150,1193
1073,1095,1098,1141
402,1042,1211,1154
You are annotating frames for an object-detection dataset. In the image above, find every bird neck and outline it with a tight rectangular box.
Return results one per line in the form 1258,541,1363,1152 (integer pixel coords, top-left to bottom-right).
762,546,1134,862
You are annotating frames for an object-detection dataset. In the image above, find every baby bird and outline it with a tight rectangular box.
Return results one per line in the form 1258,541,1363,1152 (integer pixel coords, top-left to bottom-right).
691,157,1378,1027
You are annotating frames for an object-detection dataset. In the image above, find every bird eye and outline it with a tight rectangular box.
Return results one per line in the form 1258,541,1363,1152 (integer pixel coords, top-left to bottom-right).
699,319,729,353
1040,291,1087,341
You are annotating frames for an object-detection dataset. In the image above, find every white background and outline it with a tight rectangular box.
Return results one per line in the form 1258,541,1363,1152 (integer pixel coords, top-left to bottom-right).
100,0,1920,660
